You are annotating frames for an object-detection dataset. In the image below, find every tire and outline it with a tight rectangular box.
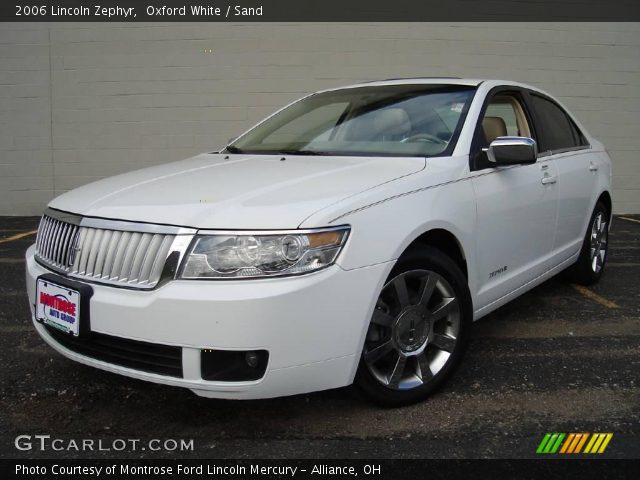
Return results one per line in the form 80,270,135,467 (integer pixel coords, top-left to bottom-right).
354,246,472,407
564,201,610,286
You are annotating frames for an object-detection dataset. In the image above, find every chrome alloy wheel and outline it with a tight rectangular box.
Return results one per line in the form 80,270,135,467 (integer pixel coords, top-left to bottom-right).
590,212,608,273
363,269,461,391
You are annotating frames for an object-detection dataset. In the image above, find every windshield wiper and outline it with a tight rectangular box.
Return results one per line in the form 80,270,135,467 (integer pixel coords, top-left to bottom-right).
223,147,330,156
224,145,244,154
275,149,326,156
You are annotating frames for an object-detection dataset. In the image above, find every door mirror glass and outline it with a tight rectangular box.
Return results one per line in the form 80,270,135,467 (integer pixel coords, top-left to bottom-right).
486,136,537,165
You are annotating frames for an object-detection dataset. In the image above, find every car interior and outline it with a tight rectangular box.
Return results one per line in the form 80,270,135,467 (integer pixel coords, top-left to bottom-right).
482,95,532,144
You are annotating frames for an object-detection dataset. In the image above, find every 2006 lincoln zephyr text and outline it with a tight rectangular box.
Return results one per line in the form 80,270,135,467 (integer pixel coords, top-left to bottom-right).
26,78,612,405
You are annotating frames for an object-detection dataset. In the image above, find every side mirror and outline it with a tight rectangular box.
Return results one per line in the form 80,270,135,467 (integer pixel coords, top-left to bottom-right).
486,136,537,165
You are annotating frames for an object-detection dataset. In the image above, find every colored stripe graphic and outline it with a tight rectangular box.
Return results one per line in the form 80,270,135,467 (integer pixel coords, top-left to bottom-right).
536,433,565,454
550,433,565,453
597,433,614,453
537,433,613,454
536,433,552,454
559,433,575,454
584,433,599,453
566,433,582,453
574,433,589,453
544,433,559,453
566,433,580,453
584,433,614,454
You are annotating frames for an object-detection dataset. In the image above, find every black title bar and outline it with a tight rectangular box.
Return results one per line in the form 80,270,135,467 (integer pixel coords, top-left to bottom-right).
2,0,640,22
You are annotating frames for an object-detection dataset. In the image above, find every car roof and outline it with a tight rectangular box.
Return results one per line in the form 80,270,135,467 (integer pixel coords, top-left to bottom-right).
317,78,539,93
357,77,484,86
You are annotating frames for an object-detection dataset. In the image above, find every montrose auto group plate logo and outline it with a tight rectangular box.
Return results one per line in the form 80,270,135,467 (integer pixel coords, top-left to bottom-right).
39,291,77,332
536,433,613,454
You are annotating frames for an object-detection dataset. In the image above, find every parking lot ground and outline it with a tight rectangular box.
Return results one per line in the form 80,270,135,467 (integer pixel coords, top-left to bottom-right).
0,215,638,459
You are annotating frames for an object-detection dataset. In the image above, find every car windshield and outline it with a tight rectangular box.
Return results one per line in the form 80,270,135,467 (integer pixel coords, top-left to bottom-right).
227,84,476,157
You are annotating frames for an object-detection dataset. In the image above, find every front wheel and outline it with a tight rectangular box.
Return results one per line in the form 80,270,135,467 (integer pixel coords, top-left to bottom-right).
354,246,472,407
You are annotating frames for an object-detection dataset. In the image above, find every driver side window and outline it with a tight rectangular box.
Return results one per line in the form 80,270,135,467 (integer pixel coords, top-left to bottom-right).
481,94,532,146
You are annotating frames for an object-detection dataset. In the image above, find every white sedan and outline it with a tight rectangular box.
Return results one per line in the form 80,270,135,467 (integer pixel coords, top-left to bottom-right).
25,78,612,406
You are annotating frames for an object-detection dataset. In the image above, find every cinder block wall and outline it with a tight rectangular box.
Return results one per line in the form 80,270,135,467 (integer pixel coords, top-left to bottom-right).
1,23,639,214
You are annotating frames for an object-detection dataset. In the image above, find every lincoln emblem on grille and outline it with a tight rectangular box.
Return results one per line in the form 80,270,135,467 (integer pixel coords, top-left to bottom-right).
68,241,81,265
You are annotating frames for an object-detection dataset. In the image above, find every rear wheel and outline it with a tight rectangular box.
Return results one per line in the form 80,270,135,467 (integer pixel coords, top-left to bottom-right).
565,201,609,285
355,246,472,407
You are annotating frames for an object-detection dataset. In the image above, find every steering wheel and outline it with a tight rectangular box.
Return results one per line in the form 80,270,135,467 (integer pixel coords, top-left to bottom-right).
401,133,448,145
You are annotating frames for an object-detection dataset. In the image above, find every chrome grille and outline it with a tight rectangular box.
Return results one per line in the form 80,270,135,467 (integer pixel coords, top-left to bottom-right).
35,214,181,289
36,215,80,268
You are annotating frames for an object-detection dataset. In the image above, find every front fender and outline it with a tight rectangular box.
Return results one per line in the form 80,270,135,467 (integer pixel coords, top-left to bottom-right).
302,167,478,300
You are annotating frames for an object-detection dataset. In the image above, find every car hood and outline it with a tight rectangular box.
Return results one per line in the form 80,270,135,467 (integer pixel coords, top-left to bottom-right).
49,153,425,229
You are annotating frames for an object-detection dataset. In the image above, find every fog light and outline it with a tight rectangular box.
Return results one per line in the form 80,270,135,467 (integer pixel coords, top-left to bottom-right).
245,351,258,368
201,349,268,381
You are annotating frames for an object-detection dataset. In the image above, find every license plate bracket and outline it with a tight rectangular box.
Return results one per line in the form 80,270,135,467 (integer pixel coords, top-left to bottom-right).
36,274,94,337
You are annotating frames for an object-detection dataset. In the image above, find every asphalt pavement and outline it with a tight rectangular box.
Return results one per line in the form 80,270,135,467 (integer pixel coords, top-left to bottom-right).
1,215,638,459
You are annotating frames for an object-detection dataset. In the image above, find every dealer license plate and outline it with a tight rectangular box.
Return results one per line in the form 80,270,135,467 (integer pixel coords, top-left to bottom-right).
36,278,81,336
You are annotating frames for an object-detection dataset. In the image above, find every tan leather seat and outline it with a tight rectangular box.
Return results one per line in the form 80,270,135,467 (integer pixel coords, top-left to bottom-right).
482,116,508,144
371,108,411,138
345,108,411,141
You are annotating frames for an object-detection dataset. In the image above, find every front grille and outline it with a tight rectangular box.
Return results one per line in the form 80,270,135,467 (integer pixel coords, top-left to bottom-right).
35,214,176,289
44,325,183,378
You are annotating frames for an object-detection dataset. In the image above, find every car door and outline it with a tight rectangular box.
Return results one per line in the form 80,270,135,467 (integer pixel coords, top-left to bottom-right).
470,89,559,310
528,93,598,264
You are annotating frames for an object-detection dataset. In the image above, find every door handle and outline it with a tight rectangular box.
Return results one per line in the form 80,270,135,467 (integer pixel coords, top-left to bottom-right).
541,175,557,185
589,163,599,172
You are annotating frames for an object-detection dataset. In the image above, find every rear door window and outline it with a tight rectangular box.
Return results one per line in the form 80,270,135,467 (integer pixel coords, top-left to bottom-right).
531,95,587,153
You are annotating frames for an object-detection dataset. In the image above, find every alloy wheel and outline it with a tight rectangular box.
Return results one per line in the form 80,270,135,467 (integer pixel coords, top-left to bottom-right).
363,269,461,391
590,212,608,273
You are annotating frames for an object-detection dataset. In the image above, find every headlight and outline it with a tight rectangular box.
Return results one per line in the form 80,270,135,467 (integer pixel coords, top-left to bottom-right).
179,226,350,279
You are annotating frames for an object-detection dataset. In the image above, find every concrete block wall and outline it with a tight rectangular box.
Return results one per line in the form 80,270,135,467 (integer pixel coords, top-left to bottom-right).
1,22,639,214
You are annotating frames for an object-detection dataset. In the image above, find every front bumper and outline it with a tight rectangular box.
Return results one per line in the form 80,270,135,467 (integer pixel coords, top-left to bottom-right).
26,245,392,399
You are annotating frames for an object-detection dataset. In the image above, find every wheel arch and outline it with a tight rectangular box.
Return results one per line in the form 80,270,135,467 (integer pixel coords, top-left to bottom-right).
402,228,468,280
597,190,612,221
